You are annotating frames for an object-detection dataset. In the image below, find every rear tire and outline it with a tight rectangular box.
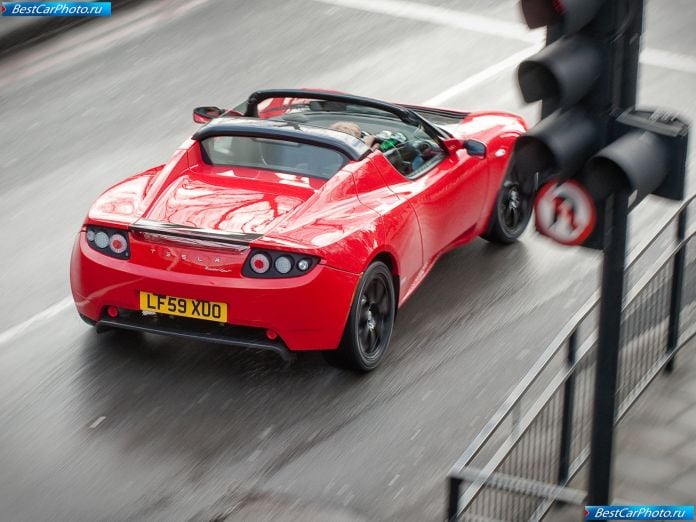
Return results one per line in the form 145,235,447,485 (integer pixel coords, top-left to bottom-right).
481,167,534,244
323,262,395,372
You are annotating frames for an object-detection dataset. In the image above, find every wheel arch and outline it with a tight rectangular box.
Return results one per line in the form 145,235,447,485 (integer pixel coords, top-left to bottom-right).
367,250,401,310
478,129,526,236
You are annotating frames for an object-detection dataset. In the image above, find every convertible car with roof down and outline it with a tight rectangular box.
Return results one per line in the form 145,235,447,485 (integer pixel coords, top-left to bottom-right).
70,89,532,371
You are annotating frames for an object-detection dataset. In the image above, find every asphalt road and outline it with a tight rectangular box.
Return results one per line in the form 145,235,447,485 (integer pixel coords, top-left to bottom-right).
1,1,695,520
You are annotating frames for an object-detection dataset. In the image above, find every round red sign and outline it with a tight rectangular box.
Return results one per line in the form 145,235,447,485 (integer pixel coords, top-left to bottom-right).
534,180,597,246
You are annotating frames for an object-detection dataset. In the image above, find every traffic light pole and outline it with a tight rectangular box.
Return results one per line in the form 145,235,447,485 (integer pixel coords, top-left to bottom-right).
587,188,630,505
516,0,688,507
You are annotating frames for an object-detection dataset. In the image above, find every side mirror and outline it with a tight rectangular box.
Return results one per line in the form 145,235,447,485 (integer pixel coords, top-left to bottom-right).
463,139,487,157
193,106,224,124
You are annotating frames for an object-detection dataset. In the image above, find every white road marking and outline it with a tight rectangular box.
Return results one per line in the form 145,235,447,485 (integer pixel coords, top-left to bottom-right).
423,46,540,106
0,296,73,346
90,416,106,429
388,473,400,486
314,0,696,76
315,0,539,44
642,48,696,75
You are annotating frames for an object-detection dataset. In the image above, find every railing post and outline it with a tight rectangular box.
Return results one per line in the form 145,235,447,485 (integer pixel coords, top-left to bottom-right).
447,476,463,522
558,329,578,485
666,208,688,373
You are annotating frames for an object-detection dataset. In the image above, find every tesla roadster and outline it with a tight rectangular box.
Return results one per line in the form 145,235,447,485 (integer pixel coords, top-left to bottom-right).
70,89,532,371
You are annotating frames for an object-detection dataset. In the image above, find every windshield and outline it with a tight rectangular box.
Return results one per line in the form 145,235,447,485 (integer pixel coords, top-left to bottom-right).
200,136,348,179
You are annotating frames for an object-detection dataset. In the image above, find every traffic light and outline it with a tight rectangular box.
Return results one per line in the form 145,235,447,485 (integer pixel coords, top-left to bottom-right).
515,0,689,250
514,2,690,508
589,109,690,203
515,0,616,183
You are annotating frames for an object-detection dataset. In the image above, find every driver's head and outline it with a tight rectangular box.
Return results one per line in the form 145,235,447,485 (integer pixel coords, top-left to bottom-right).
330,121,362,139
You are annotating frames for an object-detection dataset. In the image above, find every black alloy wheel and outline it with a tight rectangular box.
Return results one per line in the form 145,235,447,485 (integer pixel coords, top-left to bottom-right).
500,180,527,234
323,261,395,372
482,168,534,244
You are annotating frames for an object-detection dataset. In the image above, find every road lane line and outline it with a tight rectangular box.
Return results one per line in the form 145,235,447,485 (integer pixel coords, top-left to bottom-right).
316,0,539,44
90,416,106,429
0,296,73,346
423,46,539,106
642,48,696,75
313,0,696,76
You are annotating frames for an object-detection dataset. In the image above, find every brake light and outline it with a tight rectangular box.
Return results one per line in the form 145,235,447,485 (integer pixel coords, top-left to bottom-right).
243,249,319,278
109,233,128,254
85,226,130,259
250,252,271,274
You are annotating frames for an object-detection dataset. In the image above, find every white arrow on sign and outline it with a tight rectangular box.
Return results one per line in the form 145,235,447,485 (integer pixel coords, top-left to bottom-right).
534,180,597,246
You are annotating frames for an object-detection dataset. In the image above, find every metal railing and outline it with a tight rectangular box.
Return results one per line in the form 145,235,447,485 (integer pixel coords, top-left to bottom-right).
447,194,696,522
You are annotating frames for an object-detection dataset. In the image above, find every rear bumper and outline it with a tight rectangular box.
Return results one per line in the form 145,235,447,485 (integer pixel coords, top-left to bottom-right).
70,233,359,350
97,313,294,361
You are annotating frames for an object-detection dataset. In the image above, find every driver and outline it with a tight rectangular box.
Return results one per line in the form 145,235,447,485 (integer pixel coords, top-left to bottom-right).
329,121,379,149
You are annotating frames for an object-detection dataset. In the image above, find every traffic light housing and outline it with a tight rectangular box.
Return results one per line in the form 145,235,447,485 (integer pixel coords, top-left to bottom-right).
515,0,689,250
520,0,604,33
514,0,616,184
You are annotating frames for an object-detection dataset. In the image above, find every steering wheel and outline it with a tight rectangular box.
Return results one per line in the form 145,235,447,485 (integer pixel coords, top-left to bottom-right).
383,142,419,176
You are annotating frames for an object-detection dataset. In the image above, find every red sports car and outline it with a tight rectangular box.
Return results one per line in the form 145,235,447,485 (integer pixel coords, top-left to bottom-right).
70,89,531,371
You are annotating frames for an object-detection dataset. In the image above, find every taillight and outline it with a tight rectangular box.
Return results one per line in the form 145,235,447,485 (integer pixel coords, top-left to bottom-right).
274,255,293,274
249,252,271,274
109,233,128,254
243,250,318,278
85,226,130,259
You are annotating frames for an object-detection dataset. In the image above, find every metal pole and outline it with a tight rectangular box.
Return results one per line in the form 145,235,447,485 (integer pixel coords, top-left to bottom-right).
587,189,630,506
666,208,688,373
558,329,578,485
447,476,463,522
618,0,645,109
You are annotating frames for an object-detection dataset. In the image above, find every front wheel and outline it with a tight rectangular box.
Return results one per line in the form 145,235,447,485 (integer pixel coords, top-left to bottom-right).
481,167,534,244
323,261,395,372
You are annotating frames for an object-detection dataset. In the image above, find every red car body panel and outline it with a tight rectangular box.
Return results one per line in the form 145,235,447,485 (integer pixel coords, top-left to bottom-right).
70,91,526,354
71,235,358,350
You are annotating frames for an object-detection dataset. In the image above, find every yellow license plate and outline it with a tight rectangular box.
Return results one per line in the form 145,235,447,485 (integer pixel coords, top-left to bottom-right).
139,292,227,322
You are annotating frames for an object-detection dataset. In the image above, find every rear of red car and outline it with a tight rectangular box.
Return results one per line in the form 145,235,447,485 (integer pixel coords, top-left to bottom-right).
70,132,369,357
70,228,359,357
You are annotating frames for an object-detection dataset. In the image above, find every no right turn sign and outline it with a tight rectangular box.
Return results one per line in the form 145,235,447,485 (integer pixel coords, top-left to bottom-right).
534,180,597,246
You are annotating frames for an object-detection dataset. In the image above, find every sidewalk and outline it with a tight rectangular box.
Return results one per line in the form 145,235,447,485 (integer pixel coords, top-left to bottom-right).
611,339,696,505
554,338,696,521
